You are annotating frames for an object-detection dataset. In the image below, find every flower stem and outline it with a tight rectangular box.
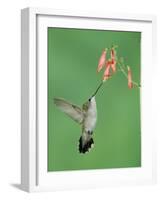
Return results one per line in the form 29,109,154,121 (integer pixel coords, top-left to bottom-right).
117,62,141,88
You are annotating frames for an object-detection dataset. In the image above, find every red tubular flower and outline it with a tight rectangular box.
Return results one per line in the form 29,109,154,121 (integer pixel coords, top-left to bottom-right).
110,48,116,73
111,48,115,60
111,60,116,73
127,66,133,89
97,49,107,72
103,61,111,81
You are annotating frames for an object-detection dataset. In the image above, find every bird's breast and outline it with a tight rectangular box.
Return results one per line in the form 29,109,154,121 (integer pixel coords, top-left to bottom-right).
84,101,97,132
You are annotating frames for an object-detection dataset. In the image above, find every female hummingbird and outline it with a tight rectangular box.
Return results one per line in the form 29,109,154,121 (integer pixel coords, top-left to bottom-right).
54,82,103,154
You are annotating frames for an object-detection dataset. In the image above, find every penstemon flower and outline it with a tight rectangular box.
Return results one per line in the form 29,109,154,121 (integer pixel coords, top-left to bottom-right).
127,66,133,89
103,61,111,81
96,47,140,91
111,48,115,61
97,49,107,72
110,48,116,73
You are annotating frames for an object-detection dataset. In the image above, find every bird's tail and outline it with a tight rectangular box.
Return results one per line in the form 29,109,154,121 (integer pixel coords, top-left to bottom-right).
78,136,94,154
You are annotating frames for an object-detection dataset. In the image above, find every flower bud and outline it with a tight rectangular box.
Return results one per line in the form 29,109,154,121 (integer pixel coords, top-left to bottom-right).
97,49,107,72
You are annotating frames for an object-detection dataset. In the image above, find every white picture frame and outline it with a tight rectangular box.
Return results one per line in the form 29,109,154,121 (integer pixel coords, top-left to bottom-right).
21,7,157,192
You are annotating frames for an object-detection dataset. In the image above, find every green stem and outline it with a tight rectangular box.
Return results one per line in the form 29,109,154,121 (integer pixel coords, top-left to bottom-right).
118,64,141,88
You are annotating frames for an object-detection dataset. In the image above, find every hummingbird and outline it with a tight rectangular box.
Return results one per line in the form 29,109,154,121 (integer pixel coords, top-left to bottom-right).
53,82,104,154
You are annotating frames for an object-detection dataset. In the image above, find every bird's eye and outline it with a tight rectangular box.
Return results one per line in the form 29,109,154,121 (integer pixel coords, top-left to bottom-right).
88,98,91,102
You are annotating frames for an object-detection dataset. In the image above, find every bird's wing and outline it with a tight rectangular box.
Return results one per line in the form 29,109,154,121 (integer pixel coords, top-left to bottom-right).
54,98,83,124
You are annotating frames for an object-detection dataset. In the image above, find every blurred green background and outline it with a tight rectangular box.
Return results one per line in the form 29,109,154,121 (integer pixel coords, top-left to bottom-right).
48,28,141,171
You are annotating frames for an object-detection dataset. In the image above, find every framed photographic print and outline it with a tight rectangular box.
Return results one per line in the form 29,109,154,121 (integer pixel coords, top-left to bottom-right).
21,7,156,192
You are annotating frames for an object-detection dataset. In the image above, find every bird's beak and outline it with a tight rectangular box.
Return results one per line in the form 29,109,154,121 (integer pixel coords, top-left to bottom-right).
92,81,103,97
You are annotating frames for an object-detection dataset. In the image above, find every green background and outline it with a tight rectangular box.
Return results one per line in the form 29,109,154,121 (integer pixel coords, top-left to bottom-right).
48,28,141,171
